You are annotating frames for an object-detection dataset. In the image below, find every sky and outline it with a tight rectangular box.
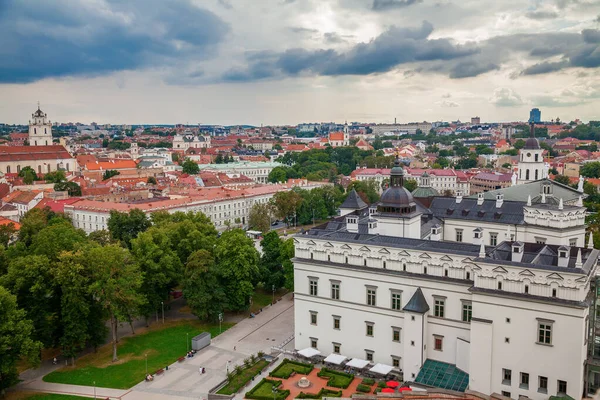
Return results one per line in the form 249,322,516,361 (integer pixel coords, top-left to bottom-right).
1,0,600,125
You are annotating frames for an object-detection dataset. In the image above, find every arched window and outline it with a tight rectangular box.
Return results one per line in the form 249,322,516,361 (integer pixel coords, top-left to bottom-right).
535,170,538,180
6,166,10,174
526,169,530,180
16,165,20,173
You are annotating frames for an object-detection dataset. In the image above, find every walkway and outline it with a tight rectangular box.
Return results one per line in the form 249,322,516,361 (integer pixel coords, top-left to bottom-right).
13,293,295,400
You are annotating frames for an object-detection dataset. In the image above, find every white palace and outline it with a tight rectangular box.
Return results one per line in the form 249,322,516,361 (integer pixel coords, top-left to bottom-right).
293,142,600,399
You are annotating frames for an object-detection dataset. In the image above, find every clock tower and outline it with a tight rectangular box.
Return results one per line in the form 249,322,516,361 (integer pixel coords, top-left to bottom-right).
517,122,545,183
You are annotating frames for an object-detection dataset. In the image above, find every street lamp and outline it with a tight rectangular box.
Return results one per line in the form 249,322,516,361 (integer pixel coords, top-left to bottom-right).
161,301,165,324
145,354,148,376
93,381,96,399
272,284,275,305
218,312,223,334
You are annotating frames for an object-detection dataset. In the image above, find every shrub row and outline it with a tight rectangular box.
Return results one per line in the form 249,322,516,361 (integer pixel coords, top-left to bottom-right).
297,388,343,398
361,378,375,386
316,367,354,389
357,384,371,393
269,358,314,379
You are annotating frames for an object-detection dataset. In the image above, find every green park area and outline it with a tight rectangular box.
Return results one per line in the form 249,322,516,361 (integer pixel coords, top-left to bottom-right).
5,394,90,400
217,358,270,395
43,320,232,389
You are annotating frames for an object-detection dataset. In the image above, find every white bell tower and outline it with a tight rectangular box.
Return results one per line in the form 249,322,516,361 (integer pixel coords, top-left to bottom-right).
517,122,544,183
29,103,53,146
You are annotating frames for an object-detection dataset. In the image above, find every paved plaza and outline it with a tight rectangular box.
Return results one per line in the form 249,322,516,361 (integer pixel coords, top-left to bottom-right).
15,293,295,400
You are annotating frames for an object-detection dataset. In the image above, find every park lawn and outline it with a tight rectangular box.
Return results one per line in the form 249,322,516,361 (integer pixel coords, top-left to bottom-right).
43,319,233,389
217,359,270,395
317,368,354,388
250,287,288,313
4,393,91,400
246,378,289,400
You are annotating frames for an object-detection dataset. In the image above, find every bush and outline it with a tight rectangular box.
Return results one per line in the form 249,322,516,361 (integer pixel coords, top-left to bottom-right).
357,384,371,393
377,381,387,388
270,359,314,379
246,378,290,400
361,378,375,386
297,388,343,398
316,368,354,389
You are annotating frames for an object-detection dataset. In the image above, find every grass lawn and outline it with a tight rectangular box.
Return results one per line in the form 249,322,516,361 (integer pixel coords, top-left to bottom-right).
43,319,233,389
217,359,270,395
270,359,313,379
250,287,288,313
317,368,354,388
246,378,289,400
4,393,90,400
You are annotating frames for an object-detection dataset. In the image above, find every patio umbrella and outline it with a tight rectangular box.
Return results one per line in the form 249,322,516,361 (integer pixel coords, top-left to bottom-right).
398,387,412,392
386,381,400,388
381,388,395,393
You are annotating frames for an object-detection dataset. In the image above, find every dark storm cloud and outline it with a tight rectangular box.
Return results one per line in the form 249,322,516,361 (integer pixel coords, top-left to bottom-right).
521,61,569,75
0,0,229,83
372,0,423,11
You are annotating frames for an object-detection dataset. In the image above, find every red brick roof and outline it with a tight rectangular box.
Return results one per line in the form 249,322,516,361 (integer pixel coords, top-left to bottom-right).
0,145,73,162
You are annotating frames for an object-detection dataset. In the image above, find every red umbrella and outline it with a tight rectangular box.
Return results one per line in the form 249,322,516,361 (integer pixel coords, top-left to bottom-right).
381,388,395,393
398,387,412,392
386,381,400,388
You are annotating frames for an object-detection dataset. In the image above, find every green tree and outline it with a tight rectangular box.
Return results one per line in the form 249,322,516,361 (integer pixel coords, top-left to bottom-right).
271,191,303,226
30,220,87,261
18,166,38,184
0,223,17,247
182,159,200,175
102,170,120,180
215,154,224,164
131,228,182,322
54,181,82,196
249,203,273,233
281,238,295,291
0,286,42,393
214,229,260,311
1,255,60,347
581,162,600,179
147,176,157,184
182,250,226,321
107,209,151,248
553,175,572,186
404,179,418,192
88,229,113,246
347,180,380,204
87,244,145,362
268,166,289,183
44,170,66,183
514,139,526,150
260,232,285,289
475,145,494,155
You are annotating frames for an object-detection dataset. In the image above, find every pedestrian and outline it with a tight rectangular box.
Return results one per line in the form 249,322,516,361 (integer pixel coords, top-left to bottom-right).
52,357,57,365
234,346,236,351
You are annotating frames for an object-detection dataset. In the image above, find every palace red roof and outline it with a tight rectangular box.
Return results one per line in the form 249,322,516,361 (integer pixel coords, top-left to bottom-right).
0,145,73,162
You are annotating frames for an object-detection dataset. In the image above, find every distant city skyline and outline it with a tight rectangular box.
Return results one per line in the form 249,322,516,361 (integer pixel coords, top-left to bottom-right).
2,0,600,124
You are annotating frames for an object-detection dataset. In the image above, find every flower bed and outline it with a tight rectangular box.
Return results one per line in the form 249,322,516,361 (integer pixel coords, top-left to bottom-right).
246,378,290,400
297,388,343,398
269,359,314,379
316,367,354,389
217,359,270,395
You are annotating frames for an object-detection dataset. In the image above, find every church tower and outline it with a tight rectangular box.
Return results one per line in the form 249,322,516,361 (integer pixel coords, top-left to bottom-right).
517,122,544,183
343,121,349,146
29,104,53,146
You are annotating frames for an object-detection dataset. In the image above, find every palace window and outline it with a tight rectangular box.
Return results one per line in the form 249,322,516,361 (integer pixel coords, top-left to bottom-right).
434,335,443,351
462,301,472,322
502,368,512,385
331,282,340,300
333,316,340,330
333,343,340,354
310,338,318,349
366,287,377,306
434,298,445,318
538,376,548,393
490,232,498,246
520,373,529,390
537,321,552,345
310,311,317,325
391,291,402,310
365,351,374,361
456,229,463,242
557,380,567,396
309,278,318,296
392,328,401,342
366,322,374,337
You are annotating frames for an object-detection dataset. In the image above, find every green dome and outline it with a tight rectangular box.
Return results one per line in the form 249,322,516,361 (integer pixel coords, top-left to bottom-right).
412,186,439,198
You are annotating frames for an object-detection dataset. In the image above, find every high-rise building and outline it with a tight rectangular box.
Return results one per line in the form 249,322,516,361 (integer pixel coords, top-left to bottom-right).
471,116,481,124
529,108,541,123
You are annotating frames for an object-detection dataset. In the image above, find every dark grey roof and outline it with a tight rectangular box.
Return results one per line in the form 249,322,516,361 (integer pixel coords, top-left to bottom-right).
524,137,540,150
403,288,430,313
467,179,584,203
429,197,525,225
340,189,367,210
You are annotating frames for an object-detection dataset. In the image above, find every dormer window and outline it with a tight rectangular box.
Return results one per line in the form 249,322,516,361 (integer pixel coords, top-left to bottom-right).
559,250,567,258
474,231,481,239
432,227,439,235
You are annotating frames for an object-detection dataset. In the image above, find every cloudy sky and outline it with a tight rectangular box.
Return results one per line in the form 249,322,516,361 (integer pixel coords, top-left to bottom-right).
2,0,600,125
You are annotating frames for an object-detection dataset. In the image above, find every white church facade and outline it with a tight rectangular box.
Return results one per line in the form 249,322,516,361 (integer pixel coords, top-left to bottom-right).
293,157,599,400
29,104,53,146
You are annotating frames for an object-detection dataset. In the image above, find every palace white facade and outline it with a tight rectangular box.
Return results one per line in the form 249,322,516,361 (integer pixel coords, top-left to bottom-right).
293,158,599,399
172,131,211,151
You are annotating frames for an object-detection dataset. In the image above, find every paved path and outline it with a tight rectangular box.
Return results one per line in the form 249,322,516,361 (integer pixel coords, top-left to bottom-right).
13,294,295,400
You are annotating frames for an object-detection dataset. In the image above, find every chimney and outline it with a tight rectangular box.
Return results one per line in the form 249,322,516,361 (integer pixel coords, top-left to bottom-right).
575,248,583,269
456,191,463,204
496,193,504,208
588,233,594,249
511,241,524,262
557,246,570,268
477,192,484,206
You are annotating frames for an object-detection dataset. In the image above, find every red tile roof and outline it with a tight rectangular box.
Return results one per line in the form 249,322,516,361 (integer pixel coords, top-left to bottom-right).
0,216,20,230
84,160,138,171
0,145,73,162
329,132,345,141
